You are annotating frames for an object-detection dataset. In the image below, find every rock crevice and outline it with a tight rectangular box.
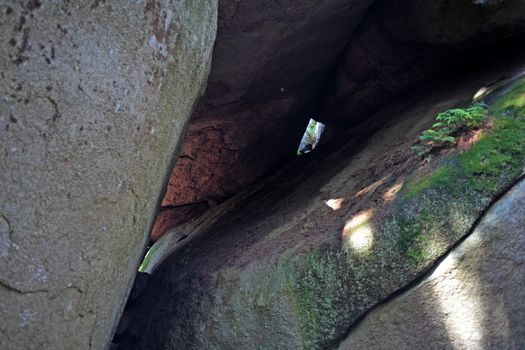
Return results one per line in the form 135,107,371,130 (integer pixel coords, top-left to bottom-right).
338,176,525,350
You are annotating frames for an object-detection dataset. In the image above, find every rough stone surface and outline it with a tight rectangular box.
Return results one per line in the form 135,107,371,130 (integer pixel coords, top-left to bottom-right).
320,0,525,127
125,59,525,349
161,0,375,209
338,178,525,350
156,0,525,242
151,202,210,242
0,1,217,349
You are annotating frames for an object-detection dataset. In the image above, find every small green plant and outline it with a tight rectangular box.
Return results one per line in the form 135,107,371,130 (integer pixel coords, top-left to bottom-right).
434,102,488,128
413,102,488,157
419,129,456,144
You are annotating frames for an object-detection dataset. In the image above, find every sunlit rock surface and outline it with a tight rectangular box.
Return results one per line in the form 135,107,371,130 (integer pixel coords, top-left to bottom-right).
0,1,217,349
338,178,525,350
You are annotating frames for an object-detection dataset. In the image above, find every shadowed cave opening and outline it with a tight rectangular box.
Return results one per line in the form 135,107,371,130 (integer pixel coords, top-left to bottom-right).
147,29,525,246
111,29,525,350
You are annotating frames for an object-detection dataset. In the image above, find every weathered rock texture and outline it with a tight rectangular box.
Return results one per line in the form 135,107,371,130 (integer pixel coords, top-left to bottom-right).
0,1,217,349
321,0,525,127
161,0,375,208
151,202,210,242
338,178,525,350
157,0,525,241
125,58,525,349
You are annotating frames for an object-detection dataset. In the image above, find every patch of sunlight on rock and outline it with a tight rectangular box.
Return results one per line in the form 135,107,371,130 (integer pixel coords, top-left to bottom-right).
348,226,374,252
473,86,489,101
433,237,484,349
324,198,344,211
382,180,404,203
343,210,374,253
354,176,390,198
513,94,525,107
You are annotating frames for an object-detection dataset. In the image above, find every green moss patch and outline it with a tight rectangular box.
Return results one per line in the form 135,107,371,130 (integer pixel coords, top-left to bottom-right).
397,78,525,264
195,77,525,350
284,76,525,346
284,247,354,349
491,78,525,114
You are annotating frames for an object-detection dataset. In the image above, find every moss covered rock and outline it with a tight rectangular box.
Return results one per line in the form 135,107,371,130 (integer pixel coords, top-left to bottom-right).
127,72,525,349
339,177,525,350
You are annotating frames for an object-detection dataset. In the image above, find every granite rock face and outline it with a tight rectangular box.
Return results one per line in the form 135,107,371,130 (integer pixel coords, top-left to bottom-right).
158,0,525,241
125,64,525,349
338,178,525,350
0,1,217,349
161,0,375,208
150,202,210,242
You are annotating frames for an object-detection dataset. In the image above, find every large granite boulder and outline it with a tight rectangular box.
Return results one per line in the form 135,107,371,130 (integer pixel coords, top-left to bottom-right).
0,1,217,349
339,177,525,350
